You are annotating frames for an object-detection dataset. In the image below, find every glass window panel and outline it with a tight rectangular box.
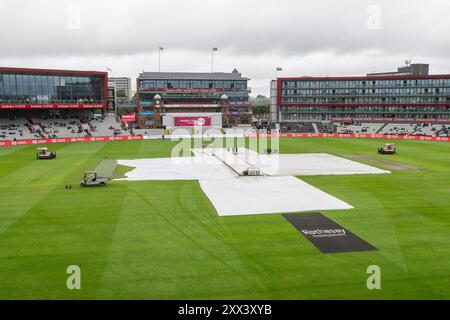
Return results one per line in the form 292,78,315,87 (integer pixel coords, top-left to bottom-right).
0,74,3,97
16,74,24,96
9,74,17,98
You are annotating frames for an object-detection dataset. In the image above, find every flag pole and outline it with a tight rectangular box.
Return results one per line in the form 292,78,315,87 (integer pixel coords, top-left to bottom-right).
275,67,282,81
158,47,161,72
158,47,164,72
211,48,218,72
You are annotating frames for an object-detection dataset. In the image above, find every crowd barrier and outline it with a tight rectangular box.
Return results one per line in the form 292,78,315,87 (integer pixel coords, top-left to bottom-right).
243,133,450,141
1,132,449,148
0,135,143,147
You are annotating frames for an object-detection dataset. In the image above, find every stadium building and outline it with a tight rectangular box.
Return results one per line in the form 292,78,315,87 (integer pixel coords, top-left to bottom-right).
107,81,117,113
109,77,132,101
0,67,137,141
274,64,450,124
367,63,429,77
136,69,252,129
0,67,108,117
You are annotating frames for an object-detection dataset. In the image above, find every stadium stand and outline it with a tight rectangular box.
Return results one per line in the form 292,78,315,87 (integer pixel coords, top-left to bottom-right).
335,122,385,134
315,122,331,134
333,122,450,137
32,118,87,139
0,112,134,141
280,122,315,133
3,112,450,142
379,123,418,135
413,123,450,137
279,122,331,134
89,115,131,137
0,118,40,141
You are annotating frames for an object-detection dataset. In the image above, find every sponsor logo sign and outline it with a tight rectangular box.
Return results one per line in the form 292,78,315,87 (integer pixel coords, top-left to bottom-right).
1,132,449,148
283,213,377,254
228,101,252,105
164,88,217,93
0,103,104,109
243,132,450,142
121,113,136,122
174,116,211,127
0,136,143,147
331,116,450,123
139,111,155,116
165,104,219,108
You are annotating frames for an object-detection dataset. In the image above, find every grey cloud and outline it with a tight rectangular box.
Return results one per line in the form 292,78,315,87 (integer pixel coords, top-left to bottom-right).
1,0,450,95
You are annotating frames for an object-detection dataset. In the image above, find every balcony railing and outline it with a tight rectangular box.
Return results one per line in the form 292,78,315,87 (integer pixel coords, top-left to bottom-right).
139,87,250,93
0,99,104,105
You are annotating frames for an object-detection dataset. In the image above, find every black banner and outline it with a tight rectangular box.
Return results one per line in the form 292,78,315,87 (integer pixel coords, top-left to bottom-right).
283,213,377,254
0,300,443,319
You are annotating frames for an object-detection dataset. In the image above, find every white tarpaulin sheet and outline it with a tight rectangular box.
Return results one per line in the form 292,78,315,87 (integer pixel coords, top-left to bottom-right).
117,149,389,216
199,176,353,216
117,157,231,181
192,148,389,176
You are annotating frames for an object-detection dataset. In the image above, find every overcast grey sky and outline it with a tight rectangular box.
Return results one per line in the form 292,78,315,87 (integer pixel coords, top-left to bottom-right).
1,0,450,95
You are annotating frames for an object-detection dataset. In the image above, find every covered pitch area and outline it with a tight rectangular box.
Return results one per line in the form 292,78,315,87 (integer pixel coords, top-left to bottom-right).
117,148,388,216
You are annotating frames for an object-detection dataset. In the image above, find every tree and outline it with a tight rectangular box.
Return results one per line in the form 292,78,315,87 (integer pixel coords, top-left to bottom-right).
116,89,127,98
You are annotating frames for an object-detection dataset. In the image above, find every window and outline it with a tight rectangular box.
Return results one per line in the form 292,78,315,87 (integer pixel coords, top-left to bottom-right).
0,74,3,97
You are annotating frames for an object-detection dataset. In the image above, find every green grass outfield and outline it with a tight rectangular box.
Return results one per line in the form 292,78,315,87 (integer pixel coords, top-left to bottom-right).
0,137,449,299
